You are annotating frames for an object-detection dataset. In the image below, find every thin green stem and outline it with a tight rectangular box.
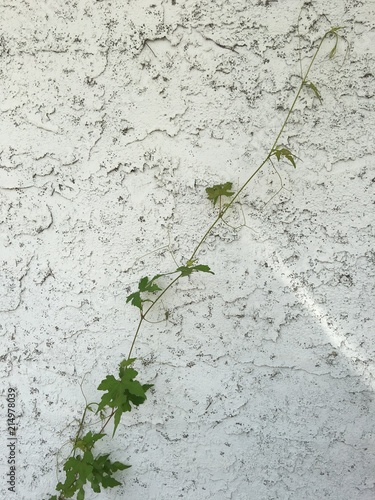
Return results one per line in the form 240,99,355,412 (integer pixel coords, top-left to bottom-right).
74,26,330,455
127,275,181,360
94,275,183,437
189,31,328,262
98,408,116,435
270,35,328,156
189,213,222,262
52,27,337,500
72,415,86,458
71,403,92,457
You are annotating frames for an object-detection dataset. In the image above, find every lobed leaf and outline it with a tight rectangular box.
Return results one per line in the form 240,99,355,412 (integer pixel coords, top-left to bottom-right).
206,182,234,206
138,275,162,293
177,264,214,277
56,449,130,500
97,359,153,436
75,432,105,452
126,275,163,310
126,291,142,310
271,146,297,168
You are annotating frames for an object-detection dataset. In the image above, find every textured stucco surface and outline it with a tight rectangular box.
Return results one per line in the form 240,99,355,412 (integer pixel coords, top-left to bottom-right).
0,0,374,499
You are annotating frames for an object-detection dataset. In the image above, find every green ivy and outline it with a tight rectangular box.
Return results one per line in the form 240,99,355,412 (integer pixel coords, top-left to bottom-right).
46,20,346,500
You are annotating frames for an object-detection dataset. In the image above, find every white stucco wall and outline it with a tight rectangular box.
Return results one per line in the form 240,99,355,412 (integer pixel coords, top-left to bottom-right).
1,0,374,499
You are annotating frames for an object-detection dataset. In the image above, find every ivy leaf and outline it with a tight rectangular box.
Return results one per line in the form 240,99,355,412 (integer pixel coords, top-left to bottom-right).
177,264,214,277
305,81,322,103
126,275,163,310
205,182,234,206
126,291,142,310
56,449,130,500
138,275,162,293
97,359,153,436
119,357,136,371
271,146,297,168
75,432,105,453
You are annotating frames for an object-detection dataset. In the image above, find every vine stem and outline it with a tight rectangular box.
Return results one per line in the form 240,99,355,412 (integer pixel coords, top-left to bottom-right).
189,31,329,262
77,29,330,442
116,35,333,441
127,275,181,360
95,275,182,436
72,405,89,457
55,27,336,499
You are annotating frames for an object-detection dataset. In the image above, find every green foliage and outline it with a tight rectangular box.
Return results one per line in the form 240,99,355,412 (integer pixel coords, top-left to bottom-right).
55,449,129,500
97,358,153,436
327,26,345,59
126,274,162,310
47,21,346,500
177,264,214,277
75,432,105,453
271,146,297,168
126,289,143,309
138,275,162,293
206,182,234,206
305,81,322,102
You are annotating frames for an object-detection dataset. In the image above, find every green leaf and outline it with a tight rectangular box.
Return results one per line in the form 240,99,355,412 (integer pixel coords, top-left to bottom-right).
77,488,85,500
111,460,130,471
56,449,130,499
97,359,153,436
126,275,163,310
305,81,322,103
119,357,137,371
192,264,214,274
126,291,142,310
75,432,105,452
327,27,345,59
138,275,162,293
329,37,338,59
205,182,234,206
271,146,297,168
176,266,193,276
102,476,122,488
177,264,214,277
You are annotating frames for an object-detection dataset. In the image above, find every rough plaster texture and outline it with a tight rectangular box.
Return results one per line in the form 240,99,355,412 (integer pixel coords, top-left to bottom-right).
0,0,374,499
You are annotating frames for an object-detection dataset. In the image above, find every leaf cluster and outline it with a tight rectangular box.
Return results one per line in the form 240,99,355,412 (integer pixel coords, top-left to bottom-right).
97,358,153,436
55,444,129,500
47,21,346,500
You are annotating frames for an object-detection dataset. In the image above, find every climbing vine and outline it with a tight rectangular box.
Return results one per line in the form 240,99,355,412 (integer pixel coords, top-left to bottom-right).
46,19,346,500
